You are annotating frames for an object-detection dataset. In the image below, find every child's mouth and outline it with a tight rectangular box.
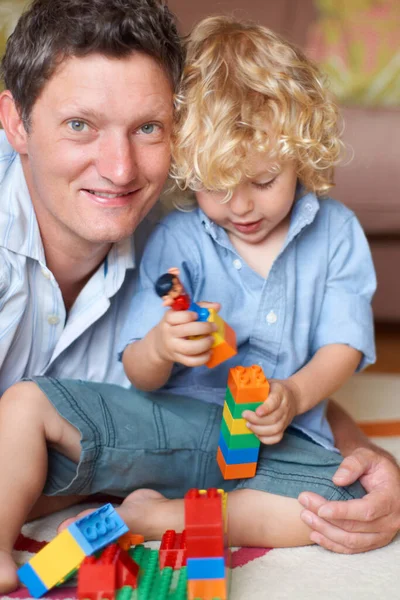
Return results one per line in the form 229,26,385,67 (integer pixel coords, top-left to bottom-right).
232,219,262,234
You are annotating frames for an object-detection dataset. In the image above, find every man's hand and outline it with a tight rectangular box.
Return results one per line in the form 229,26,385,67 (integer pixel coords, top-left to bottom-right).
154,302,218,367
242,379,299,444
298,447,400,553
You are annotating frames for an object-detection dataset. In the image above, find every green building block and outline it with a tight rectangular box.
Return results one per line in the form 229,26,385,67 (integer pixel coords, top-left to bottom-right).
225,387,263,418
220,417,260,449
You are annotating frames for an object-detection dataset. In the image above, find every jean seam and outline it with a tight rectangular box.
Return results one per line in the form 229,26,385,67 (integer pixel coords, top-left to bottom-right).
45,378,102,493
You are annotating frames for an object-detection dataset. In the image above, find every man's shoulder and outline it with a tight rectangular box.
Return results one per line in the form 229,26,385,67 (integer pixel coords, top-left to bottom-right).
0,131,17,186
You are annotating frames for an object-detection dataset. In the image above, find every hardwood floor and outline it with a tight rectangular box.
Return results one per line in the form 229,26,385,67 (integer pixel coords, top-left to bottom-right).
368,323,400,374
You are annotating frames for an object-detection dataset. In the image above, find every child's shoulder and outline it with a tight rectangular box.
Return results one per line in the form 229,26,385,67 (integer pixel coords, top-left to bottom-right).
316,196,358,232
158,207,203,232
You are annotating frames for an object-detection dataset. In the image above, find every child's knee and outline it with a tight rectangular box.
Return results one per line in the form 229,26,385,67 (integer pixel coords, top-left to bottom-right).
0,381,47,411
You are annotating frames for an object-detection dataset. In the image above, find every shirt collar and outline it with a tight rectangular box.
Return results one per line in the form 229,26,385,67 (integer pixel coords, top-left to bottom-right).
0,140,45,262
198,184,320,250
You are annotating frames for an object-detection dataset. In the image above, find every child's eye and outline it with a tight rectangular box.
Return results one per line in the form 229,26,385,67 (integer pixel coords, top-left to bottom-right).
252,178,276,190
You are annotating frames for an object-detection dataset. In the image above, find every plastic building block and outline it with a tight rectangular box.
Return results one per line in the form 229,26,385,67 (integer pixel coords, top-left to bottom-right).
77,544,139,599
224,386,262,418
217,447,257,479
222,402,252,436
187,577,228,600
184,489,225,543
69,504,128,555
118,533,145,551
220,417,260,449
186,556,225,580
184,489,229,600
155,268,237,369
227,365,270,403
18,504,128,598
159,530,187,569
206,309,237,369
125,545,188,599
78,554,116,600
218,432,259,464
217,365,269,480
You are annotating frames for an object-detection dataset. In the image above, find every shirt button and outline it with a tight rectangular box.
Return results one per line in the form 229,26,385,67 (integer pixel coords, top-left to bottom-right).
266,310,277,324
41,268,51,279
47,315,60,325
305,203,313,211
233,259,242,270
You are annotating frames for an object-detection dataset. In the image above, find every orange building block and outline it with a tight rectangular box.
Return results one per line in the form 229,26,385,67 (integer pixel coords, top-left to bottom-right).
217,447,257,479
227,365,270,403
188,577,228,600
206,311,237,369
117,533,144,551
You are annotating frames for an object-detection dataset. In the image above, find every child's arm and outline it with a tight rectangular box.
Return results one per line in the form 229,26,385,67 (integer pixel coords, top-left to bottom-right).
122,305,218,391
243,343,361,445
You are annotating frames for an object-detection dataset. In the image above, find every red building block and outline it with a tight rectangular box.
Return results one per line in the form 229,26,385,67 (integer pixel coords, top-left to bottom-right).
184,489,225,558
77,544,139,600
159,530,187,569
78,554,116,600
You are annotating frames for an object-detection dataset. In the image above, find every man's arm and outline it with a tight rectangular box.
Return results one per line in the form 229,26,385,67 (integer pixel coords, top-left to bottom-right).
327,400,398,464
298,400,400,553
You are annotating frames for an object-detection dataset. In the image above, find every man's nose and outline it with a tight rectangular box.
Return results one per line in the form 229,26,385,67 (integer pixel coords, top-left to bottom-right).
96,133,138,186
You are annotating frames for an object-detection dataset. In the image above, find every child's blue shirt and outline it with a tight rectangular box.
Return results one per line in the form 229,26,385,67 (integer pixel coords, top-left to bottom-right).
119,190,376,450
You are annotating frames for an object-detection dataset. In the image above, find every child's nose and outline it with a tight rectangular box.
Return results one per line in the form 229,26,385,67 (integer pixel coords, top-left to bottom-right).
230,189,254,215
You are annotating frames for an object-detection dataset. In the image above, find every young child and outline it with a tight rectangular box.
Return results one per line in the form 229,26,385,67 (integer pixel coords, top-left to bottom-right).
120,16,376,454
0,16,377,594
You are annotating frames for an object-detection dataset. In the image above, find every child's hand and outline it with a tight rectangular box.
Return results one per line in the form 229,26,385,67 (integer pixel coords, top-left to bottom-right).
154,302,220,367
242,379,300,445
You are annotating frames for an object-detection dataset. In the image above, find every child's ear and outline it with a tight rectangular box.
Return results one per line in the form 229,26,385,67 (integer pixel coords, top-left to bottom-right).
0,90,29,154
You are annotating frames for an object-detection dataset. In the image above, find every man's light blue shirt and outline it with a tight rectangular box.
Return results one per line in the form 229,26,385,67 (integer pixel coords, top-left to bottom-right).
119,192,376,450
0,131,147,393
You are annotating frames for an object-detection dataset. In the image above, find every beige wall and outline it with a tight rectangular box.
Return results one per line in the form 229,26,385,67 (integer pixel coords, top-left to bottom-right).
167,0,316,47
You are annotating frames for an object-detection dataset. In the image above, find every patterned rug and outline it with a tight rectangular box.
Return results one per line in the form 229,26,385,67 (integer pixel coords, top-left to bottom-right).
6,373,400,600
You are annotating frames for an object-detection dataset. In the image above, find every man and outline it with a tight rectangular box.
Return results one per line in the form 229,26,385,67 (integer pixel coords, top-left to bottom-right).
0,0,398,575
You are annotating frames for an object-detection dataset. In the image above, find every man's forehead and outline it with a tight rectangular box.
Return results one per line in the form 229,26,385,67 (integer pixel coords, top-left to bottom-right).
36,51,173,121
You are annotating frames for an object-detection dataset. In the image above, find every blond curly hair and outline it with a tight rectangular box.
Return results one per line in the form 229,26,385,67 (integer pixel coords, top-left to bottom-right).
171,16,343,201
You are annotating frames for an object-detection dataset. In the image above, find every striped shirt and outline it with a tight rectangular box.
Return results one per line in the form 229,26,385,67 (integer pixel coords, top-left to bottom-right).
0,131,139,394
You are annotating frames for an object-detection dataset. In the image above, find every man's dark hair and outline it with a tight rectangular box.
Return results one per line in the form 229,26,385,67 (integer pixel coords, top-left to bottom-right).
154,272,174,297
1,0,183,130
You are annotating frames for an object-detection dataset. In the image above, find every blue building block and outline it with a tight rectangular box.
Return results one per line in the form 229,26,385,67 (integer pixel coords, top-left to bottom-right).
68,503,128,554
187,557,226,580
17,563,48,598
218,433,259,465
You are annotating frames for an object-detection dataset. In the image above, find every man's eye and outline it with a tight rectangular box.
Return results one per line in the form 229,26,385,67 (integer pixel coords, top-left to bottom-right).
68,120,87,132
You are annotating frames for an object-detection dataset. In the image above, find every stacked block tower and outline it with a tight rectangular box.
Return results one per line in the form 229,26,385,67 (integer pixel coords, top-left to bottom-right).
217,365,270,479
184,488,230,600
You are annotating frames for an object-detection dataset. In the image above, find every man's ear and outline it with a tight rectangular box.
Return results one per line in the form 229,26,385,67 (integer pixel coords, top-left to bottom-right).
0,90,29,153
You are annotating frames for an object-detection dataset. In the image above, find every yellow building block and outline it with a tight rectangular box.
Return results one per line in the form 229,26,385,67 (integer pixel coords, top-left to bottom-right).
223,402,252,435
29,529,86,589
206,309,237,369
